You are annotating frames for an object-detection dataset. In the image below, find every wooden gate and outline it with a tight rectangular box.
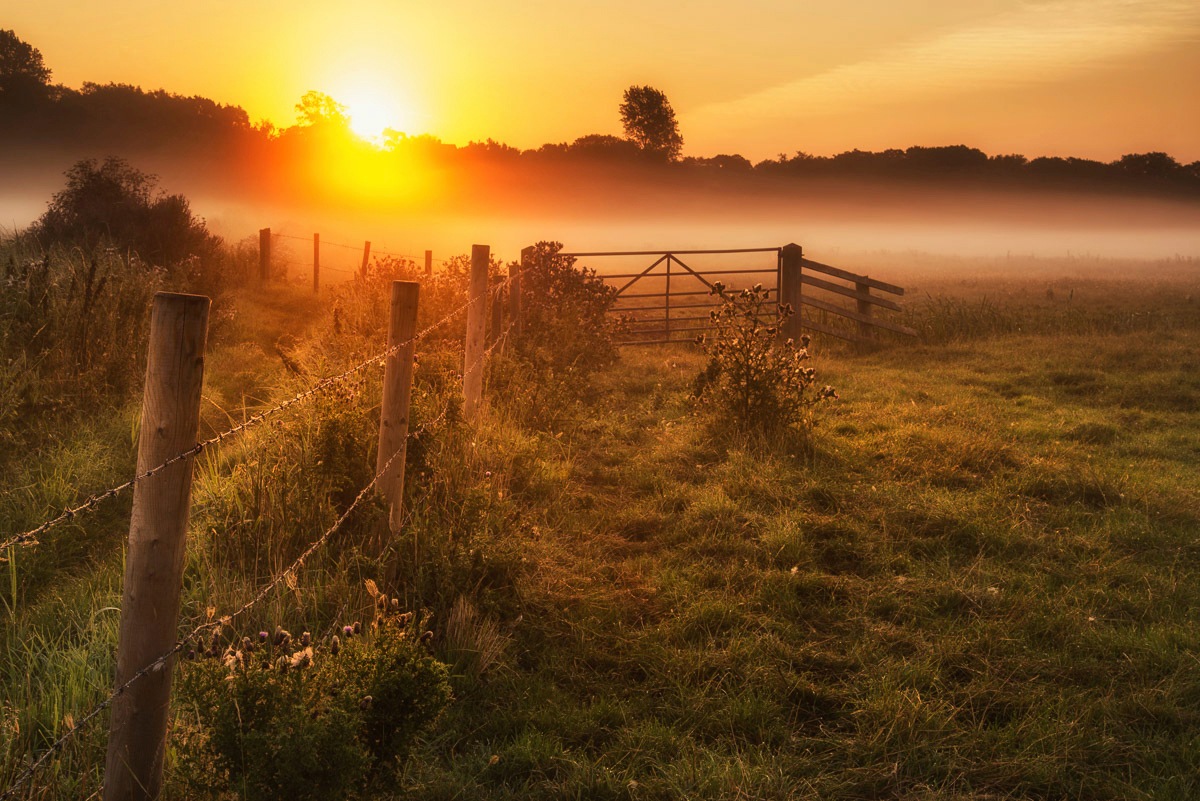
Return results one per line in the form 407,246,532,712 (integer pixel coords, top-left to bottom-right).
525,243,917,345
555,247,783,346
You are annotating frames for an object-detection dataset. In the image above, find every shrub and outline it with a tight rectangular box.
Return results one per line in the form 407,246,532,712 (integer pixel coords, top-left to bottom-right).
177,606,451,800
29,157,221,268
512,241,618,374
694,283,837,435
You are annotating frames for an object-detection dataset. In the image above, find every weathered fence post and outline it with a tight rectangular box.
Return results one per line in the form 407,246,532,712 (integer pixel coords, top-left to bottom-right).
462,244,489,419
360,241,372,279
512,247,528,339
376,281,420,535
780,243,803,342
424,250,433,278
664,254,673,339
312,233,320,294
104,292,210,801
855,280,873,340
258,228,271,283
490,284,504,346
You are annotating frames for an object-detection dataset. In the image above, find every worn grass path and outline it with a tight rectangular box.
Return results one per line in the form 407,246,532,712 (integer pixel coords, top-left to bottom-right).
403,330,1200,801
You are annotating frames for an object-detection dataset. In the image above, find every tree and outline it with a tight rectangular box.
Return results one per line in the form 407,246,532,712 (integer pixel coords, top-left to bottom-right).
295,90,349,127
619,85,684,161
32,157,220,266
0,29,52,102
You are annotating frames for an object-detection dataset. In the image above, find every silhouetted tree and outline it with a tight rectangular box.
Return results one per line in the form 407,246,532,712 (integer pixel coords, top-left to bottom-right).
295,90,348,127
32,158,220,266
619,85,683,161
0,29,51,102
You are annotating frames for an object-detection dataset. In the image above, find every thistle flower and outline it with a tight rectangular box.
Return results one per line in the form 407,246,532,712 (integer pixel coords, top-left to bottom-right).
352,621,362,635
343,625,354,639
289,647,312,669
359,696,373,711
301,631,311,647
330,635,341,656
390,597,400,613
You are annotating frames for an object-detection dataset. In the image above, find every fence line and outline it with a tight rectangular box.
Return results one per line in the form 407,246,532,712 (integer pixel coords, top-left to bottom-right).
1,265,517,798
0,277,500,559
0,441,411,801
271,231,452,267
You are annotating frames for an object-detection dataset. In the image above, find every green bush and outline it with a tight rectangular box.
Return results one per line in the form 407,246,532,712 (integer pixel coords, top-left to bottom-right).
694,283,837,435
512,241,618,374
177,607,451,800
29,158,220,268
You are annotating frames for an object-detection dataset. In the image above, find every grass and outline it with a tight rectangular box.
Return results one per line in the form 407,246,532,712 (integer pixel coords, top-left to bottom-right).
1,254,1198,798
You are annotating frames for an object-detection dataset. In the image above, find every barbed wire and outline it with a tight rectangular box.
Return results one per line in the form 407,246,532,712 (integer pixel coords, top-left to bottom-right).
0,278,501,558
0,271,517,796
0,436,411,800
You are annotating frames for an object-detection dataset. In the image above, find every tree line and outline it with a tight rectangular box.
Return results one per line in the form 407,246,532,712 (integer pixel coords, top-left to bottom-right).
2,29,1197,198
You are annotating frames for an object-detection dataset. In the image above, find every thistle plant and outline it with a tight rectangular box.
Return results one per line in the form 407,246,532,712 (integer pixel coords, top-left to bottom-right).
694,283,837,435
177,599,451,800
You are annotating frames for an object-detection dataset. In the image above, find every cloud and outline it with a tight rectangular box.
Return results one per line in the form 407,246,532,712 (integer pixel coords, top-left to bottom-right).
690,0,1200,124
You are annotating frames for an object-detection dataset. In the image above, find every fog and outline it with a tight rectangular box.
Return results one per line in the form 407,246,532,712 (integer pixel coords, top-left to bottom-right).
4,154,1197,286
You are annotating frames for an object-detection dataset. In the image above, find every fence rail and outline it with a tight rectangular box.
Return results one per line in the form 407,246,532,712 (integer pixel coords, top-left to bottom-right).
549,242,915,345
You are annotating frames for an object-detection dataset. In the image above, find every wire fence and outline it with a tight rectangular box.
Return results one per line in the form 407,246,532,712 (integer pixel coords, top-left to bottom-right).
0,265,515,798
272,231,455,266
0,279,495,560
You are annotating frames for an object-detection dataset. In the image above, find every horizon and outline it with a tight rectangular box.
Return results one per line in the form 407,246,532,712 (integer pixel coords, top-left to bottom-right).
6,1,1200,162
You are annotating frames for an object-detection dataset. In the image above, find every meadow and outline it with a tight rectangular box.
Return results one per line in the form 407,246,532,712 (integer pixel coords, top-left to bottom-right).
1,241,1198,799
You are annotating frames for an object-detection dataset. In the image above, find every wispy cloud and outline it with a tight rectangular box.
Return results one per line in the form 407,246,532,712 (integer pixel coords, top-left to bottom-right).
690,0,1200,123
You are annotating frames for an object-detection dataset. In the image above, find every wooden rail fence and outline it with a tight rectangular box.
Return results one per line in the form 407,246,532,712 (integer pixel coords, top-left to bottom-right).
547,242,916,345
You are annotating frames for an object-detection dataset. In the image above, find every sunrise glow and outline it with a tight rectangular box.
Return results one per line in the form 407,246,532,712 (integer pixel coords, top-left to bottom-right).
341,86,409,143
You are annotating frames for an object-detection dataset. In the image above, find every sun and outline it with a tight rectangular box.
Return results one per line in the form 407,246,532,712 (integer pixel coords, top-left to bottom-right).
339,81,411,143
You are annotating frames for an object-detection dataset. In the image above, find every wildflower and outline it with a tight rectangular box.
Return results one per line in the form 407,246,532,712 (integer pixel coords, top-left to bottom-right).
330,635,341,655
359,696,373,711
289,647,313,669
300,631,311,647
343,625,354,639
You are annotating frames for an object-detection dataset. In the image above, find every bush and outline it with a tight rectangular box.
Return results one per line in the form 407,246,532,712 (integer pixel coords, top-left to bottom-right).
177,606,451,800
694,283,837,435
29,157,220,268
512,241,618,374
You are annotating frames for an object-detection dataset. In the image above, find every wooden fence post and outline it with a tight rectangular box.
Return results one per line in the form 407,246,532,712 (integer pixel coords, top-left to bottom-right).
424,250,433,278
462,244,489,419
360,241,371,279
258,228,270,283
780,243,803,342
104,292,210,801
855,280,873,340
490,284,504,346
312,233,320,294
512,247,528,339
376,281,420,535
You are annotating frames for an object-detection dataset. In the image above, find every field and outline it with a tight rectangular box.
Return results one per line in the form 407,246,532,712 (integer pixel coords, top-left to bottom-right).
1,248,1198,799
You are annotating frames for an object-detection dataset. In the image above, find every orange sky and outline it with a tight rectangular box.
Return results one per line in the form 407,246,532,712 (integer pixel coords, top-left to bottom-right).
8,0,1200,161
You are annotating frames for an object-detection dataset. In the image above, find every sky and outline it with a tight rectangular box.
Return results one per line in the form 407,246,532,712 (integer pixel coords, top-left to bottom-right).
7,0,1200,162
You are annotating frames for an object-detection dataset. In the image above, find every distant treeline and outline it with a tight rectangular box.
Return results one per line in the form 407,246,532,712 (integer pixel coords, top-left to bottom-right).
2,28,1197,201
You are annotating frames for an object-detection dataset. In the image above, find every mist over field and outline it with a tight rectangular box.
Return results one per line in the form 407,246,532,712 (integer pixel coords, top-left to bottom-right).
6,152,1195,283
